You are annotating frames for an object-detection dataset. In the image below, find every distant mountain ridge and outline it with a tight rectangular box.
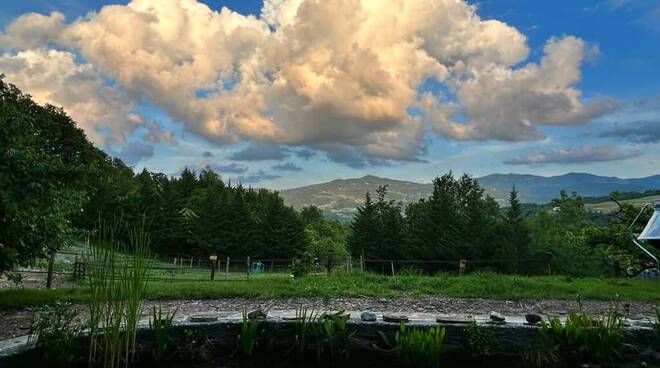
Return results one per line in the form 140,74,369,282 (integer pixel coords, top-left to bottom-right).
279,173,660,217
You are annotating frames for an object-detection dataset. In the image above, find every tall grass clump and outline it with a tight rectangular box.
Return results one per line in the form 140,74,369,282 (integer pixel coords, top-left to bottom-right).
86,220,152,368
149,306,177,361
525,306,623,367
28,300,83,365
395,323,445,367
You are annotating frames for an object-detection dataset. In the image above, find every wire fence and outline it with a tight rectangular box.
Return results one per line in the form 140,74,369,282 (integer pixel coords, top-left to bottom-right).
7,251,553,289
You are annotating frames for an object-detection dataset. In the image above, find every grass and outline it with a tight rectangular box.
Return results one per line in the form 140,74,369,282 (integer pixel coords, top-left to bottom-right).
1,272,659,310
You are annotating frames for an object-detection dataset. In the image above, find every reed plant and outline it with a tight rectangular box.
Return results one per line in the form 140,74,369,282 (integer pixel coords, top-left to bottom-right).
149,305,177,361
86,220,152,368
395,323,446,368
239,309,260,356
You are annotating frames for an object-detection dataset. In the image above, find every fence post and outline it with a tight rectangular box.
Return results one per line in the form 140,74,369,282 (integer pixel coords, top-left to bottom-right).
360,255,364,273
390,261,395,276
247,256,251,280
46,252,55,289
209,255,217,280
225,257,230,280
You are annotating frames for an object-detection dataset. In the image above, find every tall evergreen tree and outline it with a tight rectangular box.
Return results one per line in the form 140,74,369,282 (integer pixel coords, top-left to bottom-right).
500,187,531,273
347,192,380,259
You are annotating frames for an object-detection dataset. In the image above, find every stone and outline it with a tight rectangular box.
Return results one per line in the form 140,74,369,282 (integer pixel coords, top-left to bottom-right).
189,315,218,323
489,311,505,323
360,309,377,322
248,309,267,320
525,313,542,325
383,314,408,323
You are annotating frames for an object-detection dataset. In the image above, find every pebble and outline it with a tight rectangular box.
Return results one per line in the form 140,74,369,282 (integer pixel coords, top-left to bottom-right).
489,311,505,323
360,309,377,322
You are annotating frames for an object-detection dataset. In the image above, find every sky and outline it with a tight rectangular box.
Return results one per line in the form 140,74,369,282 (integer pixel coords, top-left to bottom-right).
1,0,659,189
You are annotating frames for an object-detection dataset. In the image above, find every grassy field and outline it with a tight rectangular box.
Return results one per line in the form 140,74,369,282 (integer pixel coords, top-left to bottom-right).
586,194,660,213
1,272,659,310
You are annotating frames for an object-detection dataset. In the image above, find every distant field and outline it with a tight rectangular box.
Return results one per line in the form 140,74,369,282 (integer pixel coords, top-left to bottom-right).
586,194,660,213
2,272,659,310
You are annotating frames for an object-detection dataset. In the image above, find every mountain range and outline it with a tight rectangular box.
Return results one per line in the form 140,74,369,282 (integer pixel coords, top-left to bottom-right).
279,173,660,217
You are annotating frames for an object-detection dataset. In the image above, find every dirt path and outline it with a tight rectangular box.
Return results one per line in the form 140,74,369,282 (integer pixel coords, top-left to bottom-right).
2,295,657,341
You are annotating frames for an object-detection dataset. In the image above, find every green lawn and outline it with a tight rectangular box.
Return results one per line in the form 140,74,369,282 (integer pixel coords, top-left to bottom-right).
1,272,658,310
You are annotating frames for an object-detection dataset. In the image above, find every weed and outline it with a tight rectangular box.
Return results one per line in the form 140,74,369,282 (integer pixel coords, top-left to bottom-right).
149,305,177,361
464,321,499,357
5,271,22,288
28,300,82,365
395,323,446,367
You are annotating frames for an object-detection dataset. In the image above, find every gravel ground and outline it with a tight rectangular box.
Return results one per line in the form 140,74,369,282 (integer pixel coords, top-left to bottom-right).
2,295,657,341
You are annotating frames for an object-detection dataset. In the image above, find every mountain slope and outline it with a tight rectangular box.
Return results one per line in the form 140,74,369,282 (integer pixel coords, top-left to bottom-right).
279,173,660,217
279,175,432,214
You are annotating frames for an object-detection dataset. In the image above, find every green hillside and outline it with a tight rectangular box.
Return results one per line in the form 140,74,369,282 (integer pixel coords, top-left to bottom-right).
586,194,660,213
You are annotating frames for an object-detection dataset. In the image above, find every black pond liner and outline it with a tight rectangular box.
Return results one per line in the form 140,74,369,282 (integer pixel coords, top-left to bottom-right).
1,318,654,368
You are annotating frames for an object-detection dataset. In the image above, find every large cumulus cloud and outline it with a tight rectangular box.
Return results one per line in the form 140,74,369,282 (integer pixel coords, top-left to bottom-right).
0,0,612,165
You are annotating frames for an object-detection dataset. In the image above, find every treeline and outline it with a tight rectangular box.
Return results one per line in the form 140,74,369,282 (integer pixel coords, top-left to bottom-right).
0,77,344,273
347,174,655,277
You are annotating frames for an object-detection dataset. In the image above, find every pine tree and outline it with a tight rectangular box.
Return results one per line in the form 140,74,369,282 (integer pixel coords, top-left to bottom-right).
501,187,531,273
347,192,380,260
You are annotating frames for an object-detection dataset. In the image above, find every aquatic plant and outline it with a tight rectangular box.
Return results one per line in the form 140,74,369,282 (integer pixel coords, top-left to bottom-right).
320,311,352,360
464,321,499,357
149,305,177,361
525,306,623,367
239,308,260,356
395,323,446,367
294,307,322,355
86,220,152,368
28,300,82,365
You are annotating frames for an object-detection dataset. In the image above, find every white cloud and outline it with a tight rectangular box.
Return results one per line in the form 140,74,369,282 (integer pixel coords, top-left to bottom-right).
0,49,137,144
0,11,65,49
0,0,613,165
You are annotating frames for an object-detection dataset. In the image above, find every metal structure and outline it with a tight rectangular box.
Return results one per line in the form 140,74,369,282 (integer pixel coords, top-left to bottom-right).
629,200,660,278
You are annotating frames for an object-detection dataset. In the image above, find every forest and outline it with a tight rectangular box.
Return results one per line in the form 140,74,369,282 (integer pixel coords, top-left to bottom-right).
0,77,655,277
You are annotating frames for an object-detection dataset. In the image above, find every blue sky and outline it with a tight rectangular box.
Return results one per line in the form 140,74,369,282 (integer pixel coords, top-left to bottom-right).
1,0,659,188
